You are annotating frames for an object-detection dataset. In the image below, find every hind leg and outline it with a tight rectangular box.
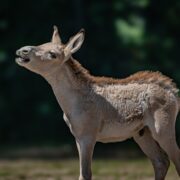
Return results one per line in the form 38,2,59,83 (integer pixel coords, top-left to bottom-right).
149,107,180,176
134,127,170,180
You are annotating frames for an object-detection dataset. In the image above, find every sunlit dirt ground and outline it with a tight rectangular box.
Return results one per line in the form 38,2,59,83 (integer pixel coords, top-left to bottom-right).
0,158,178,180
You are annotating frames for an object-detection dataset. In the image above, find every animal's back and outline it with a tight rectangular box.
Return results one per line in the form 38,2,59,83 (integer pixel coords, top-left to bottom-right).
92,71,179,96
67,59,179,96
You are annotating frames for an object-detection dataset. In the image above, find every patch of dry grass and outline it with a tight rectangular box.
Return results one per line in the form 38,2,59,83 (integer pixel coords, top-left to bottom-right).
0,158,178,180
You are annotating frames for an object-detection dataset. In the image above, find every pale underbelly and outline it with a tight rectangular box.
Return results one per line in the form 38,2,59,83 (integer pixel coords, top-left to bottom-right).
96,121,144,143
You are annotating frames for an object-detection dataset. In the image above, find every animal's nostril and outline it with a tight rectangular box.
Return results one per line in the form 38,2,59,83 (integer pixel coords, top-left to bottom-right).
18,46,33,55
22,48,31,54
22,49,29,54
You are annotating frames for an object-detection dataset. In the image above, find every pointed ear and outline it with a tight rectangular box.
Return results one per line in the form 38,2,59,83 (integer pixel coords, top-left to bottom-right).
51,25,62,44
64,29,85,60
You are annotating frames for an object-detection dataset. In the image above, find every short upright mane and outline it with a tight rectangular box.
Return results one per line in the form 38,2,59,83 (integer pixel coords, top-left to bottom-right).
67,58,179,96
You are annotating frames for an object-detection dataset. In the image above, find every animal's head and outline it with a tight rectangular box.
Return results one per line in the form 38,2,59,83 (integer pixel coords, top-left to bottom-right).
16,26,85,75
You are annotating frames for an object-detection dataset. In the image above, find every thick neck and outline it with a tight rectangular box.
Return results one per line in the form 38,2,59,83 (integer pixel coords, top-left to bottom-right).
43,58,92,115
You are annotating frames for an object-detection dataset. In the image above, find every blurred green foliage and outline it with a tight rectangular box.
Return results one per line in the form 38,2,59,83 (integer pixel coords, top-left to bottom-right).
0,0,180,146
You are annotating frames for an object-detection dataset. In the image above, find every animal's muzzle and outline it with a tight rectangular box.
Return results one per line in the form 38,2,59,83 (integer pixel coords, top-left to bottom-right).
16,46,35,64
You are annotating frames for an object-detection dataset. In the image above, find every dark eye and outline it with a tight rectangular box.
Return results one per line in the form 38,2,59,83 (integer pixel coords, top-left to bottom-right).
49,51,57,59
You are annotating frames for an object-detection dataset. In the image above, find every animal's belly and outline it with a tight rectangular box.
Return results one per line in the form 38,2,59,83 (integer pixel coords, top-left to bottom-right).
96,120,143,143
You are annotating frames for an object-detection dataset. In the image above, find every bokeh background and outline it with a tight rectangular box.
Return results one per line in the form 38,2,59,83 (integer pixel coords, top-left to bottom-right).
0,0,180,159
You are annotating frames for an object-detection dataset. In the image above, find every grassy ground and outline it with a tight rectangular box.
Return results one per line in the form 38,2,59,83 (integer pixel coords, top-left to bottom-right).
0,158,178,180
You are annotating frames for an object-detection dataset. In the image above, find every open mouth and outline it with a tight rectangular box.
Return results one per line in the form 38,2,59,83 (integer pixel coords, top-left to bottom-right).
16,56,30,63
16,55,30,64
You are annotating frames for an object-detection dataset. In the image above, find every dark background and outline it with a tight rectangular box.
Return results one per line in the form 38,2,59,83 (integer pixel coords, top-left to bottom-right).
0,0,180,156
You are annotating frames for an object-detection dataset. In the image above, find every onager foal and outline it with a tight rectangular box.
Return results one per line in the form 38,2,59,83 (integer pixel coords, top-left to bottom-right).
16,26,180,180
